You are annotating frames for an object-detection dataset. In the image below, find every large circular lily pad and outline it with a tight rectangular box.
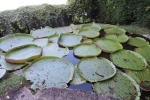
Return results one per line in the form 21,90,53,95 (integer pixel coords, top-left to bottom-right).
30,26,56,38
92,72,141,100
110,50,147,70
126,68,150,91
93,38,123,53
105,33,129,43
81,23,101,31
0,33,34,52
77,57,116,82
23,56,74,90
42,43,69,58
104,27,126,34
135,46,150,64
78,29,100,38
128,37,149,47
0,54,25,70
58,33,82,47
5,44,42,64
73,44,101,57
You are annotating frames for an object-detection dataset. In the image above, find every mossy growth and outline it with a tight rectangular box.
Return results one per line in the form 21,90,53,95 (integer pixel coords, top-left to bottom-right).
0,72,27,96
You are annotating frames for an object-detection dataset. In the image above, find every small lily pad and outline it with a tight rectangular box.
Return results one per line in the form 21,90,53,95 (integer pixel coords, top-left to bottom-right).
78,29,100,38
92,72,141,100
0,68,6,78
48,34,59,43
70,65,86,85
0,33,34,52
5,44,42,64
110,50,147,70
104,27,126,34
105,33,129,43
42,43,69,58
58,33,82,47
23,56,74,90
73,44,101,57
77,57,116,82
30,26,56,38
128,37,149,47
93,38,123,53
135,46,150,64
0,54,25,70
32,38,48,47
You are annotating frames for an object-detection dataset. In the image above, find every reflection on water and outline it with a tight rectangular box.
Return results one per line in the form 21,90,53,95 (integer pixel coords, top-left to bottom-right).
68,82,93,92
63,50,79,66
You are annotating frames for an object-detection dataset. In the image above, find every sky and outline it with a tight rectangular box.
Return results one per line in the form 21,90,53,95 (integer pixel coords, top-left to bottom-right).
0,0,67,11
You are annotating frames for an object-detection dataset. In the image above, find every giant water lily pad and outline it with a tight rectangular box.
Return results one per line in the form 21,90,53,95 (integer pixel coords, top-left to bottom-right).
23,56,74,90
104,27,126,34
126,69,150,91
5,44,42,64
70,66,86,85
81,23,101,31
73,44,101,57
0,33,34,52
0,68,6,78
92,72,141,100
105,33,129,43
93,38,123,53
128,37,149,47
48,34,59,43
0,54,25,70
55,26,72,34
32,38,48,47
82,39,93,44
110,50,147,70
77,57,116,82
58,33,82,47
78,29,100,38
42,43,69,58
30,26,56,38
135,46,150,64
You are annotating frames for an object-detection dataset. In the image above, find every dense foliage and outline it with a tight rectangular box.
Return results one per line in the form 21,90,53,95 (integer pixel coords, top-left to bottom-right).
0,0,149,36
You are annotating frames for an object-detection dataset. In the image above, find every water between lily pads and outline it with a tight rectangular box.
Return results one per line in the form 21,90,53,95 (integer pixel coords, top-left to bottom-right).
63,50,93,92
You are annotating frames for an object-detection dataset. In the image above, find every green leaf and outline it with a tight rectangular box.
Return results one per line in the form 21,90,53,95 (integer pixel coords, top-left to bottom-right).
5,44,42,64
70,65,86,85
81,23,101,31
93,38,123,53
58,33,82,47
24,56,74,90
55,26,72,34
0,33,34,52
110,50,147,70
73,44,101,57
0,54,25,70
48,34,59,43
77,57,116,82
135,46,150,64
126,68,150,91
128,37,149,47
82,39,93,44
78,29,100,38
0,69,6,78
105,33,129,43
42,43,69,58
104,27,126,34
32,38,48,47
92,72,141,100
30,26,56,38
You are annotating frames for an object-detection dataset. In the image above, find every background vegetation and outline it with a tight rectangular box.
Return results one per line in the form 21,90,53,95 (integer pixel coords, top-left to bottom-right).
0,0,149,36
